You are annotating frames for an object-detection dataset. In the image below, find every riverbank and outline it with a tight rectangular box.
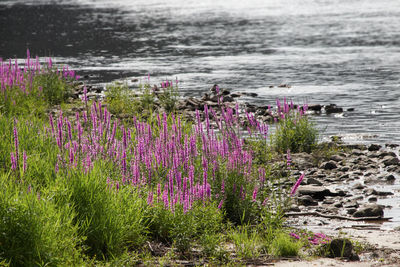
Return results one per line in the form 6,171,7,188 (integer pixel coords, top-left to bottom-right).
1,54,400,266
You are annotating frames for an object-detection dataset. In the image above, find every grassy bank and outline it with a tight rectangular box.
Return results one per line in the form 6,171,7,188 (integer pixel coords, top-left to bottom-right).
0,52,328,266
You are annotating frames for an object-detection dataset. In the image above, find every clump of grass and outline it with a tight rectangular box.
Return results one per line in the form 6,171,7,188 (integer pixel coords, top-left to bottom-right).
157,79,179,113
269,232,303,257
53,167,147,260
104,82,139,117
0,176,83,266
229,225,262,259
271,99,318,153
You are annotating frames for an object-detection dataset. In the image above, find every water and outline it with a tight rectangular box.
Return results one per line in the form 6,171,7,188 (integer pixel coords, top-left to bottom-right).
1,0,400,143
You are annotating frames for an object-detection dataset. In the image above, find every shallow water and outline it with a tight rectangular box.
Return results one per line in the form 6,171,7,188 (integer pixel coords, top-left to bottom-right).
1,0,400,143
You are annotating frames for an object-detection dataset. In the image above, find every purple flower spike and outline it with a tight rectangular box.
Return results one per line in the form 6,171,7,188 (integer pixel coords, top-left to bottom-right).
290,173,305,196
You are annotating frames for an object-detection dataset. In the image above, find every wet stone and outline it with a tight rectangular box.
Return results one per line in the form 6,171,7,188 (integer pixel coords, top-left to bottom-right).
385,174,396,182
321,161,337,170
344,201,359,209
368,144,382,151
297,185,336,200
323,198,335,205
352,183,365,190
340,166,350,172
347,208,357,215
334,202,343,208
306,177,323,186
364,188,378,195
353,204,384,218
297,195,318,206
376,191,394,196
382,156,399,166
330,154,344,162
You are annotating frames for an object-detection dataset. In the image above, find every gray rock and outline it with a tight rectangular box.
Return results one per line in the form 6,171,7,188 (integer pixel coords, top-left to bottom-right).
352,183,365,190
306,177,323,186
297,195,318,206
326,239,357,260
378,151,397,159
368,144,381,151
321,161,337,170
340,166,350,172
368,197,378,202
297,185,336,200
364,188,378,195
382,156,399,166
325,104,343,114
385,174,396,182
376,191,394,196
344,201,359,209
347,208,357,215
353,204,384,218
334,202,343,208
330,155,344,162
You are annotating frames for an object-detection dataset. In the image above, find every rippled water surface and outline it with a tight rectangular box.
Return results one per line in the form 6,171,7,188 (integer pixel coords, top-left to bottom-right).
1,0,400,143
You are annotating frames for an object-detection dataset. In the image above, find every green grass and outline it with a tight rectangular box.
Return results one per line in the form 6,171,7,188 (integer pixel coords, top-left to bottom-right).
271,111,318,153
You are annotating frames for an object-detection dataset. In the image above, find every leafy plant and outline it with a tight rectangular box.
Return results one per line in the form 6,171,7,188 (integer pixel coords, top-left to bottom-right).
271,102,318,153
269,232,303,257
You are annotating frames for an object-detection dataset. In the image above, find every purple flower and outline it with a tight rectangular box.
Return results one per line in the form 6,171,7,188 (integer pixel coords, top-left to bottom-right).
218,199,224,209
290,173,305,196
289,232,300,239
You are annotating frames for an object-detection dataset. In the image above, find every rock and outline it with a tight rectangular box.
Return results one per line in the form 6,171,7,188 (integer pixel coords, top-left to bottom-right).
325,104,343,114
329,154,344,162
347,108,355,111
221,89,231,95
340,166,350,172
297,195,318,206
231,93,241,98
368,144,381,151
378,151,397,159
343,201,359,209
323,199,335,205
386,144,399,148
308,104,322,112
210,84,219,93
376,191,394,196
347,208,357,215
368,196,378,202
297,185,336,200
352,183,365,190
320,161,337,170
222,95,234,102
353,204,384,218
246,105,257,113
382,156,399,166
289,205,301,212
385,174,396,182
364,188,378,195
326,239,358,260
306,177,323,186
278,84,291,88
334,202,343,208
241,92,258,97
